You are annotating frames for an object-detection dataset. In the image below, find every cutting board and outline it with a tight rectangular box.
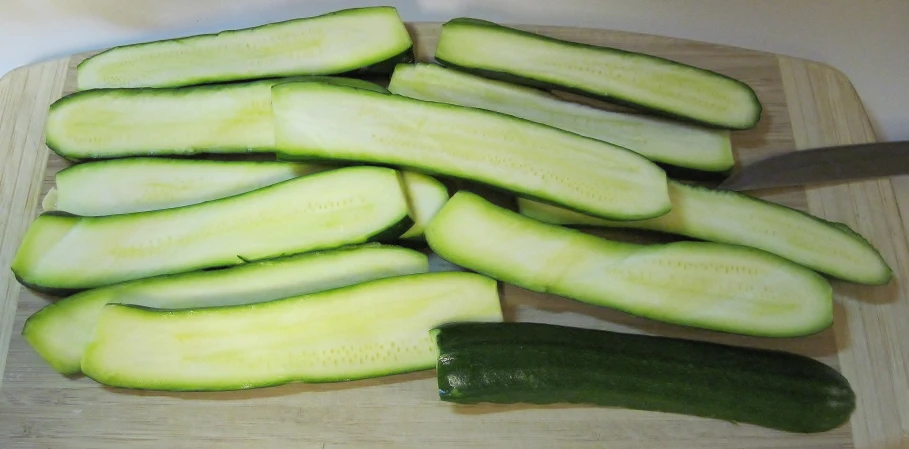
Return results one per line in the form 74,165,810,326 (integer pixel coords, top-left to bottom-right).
1,22,908,449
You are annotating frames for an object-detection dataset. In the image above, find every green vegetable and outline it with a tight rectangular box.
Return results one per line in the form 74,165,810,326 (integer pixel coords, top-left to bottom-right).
81,272,503,391
433,322,855,433
47,76,387,160
272,81,671,221
518,180,891,285
434,18,761,129
24,244,428,375
42,158,448,240
77,6,413,90
426,191,832,337
388,63,734,173
12,166,411,293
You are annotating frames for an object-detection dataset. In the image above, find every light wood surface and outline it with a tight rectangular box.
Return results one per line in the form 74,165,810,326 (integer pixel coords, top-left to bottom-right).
0,23,906,449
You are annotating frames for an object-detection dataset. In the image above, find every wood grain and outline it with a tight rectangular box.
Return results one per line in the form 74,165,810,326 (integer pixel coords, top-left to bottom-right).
0,23,904,448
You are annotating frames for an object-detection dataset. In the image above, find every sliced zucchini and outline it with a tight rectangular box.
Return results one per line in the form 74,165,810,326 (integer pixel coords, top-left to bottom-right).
12,166,411,292
46,158,330,215
47,76,387,160
434,322,855,433
81,272,503,390
426,191,832,337
398,172,450,240
518,181,891,285
434,18,761,129
272,82,670,221
388,63,733,172
24,244,428,375
43,158,446,240
77,6,413,90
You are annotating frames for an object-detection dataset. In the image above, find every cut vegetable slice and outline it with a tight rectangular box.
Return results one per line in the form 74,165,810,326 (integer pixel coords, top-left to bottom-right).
47,76,388,160
388,63,734,172
434,18,761,129
12,166,411,292
77,6,413,90
24,244,428,375
426,191,832,337
434,322,855,433
81,272,503,390
46,158,331,215
273,82,670,220
398,172,450,240
517,181,891,285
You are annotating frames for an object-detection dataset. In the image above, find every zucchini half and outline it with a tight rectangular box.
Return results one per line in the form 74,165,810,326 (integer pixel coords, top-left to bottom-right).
81,272,503,391
77,6,413,90
434,322,855,433
435,18,761,129
47,76,387,160
24,244,429,375
12,166,412,292
42,158,449,240
272,81,671,221
388,63,734,173
518,181,891,285
426,191,833,337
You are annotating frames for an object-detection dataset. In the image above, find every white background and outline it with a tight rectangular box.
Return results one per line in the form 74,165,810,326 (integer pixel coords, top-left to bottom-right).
1,0,906,141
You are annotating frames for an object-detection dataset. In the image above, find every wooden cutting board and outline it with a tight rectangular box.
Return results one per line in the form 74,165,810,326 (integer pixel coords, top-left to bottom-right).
1,22,907,449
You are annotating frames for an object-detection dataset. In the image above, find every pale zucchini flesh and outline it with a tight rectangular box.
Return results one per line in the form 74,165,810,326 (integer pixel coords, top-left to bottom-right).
23,244,429,375
434,18,761,129
388,63,734,172
273,82,671,221
12,166,411,292
47,77,388,160
46,158,331,215
518,181,891,285
43,158,447,240
77,6,413,90
427,192,833,337
80,272,503,390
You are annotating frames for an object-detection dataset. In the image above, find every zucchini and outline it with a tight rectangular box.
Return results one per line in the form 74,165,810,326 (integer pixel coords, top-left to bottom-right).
398,172,450,240
42,158,447,240
426,191,832,337
44,158,330,215
81,272,503,390
24,244,428,375
388,63,733,173
47,76,387,160
518,181,891,285
272,81,671,221
77,6,413,90
433,322,855,433
434,18,761,129
12,166,411,293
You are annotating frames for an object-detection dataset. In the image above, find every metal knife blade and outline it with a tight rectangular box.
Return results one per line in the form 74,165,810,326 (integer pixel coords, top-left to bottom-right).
717,140,909,191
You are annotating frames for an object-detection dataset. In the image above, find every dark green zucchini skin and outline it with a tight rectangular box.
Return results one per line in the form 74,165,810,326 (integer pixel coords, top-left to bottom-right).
434,322,855,433
435,18,761,130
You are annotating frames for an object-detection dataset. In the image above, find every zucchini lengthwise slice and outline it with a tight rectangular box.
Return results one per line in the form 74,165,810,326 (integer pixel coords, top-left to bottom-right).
81,272,503,391
426,192,832,337
388,63,733,173
518,181,891,285
47,76,387,160
12,166,411,293
24,244,428,375
273,82,670,221
434,18,761,129
42,158,448,240
77,6,413,90
433,322,855,433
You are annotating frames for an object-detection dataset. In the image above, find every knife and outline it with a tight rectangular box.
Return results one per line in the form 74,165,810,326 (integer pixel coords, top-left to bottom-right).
716,140,909,191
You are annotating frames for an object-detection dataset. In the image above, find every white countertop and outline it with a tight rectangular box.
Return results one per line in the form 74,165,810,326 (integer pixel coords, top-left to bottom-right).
2,0,906,140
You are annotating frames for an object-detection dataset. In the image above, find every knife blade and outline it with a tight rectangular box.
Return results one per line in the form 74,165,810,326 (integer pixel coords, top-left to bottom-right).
716,140,909,191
